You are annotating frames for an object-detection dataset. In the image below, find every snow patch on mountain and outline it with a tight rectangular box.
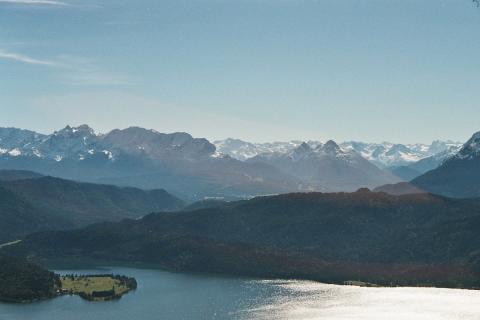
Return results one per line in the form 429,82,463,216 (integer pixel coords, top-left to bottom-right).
215,138,462,168
0,125,113,162
340,141,462,168
213,139,320,161
8,148,22,157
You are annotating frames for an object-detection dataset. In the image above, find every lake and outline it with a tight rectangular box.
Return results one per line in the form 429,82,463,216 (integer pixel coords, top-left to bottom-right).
1,267,480,320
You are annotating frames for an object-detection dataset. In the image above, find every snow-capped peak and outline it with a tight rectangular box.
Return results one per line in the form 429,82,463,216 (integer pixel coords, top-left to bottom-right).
215,138,463,167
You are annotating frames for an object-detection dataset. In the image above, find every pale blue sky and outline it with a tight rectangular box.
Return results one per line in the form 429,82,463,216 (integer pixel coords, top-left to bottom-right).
1,0,479,143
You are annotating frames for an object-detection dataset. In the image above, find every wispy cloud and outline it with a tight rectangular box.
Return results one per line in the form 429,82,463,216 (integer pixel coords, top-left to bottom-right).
0,49,129,86
0,50,57,66
0,0,69,6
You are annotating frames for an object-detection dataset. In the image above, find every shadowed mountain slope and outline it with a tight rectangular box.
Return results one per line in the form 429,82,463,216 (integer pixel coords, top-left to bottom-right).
0,175,184,243
411,132,480,198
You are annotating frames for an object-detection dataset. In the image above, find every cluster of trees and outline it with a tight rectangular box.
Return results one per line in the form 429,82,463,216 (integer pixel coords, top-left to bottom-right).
78,290,117,301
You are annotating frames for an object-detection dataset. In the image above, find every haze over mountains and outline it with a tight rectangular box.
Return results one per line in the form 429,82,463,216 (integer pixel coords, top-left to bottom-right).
409,133,480,198
0,170,183,243
0,125,468,200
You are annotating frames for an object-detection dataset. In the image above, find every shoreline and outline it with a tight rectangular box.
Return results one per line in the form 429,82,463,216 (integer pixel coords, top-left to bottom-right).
46,259,480,292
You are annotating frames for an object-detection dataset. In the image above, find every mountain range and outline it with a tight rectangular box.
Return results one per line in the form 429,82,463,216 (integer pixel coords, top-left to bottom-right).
214,138,461,169
0,125,475,200
214,138,462,183
0,126,309,200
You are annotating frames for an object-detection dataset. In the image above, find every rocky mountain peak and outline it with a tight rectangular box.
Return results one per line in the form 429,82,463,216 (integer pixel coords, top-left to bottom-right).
55,124,96,138
293,142,312,153
457,131,480,159
321,140,340,154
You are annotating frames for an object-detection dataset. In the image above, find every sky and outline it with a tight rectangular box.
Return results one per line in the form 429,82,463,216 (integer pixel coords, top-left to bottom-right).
1,0,480,144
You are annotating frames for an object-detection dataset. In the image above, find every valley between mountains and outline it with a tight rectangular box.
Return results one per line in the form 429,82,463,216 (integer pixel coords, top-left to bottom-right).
2,125,480,303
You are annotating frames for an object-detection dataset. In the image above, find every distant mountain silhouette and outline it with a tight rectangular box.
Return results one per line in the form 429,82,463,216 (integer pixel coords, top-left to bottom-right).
0,174,183,242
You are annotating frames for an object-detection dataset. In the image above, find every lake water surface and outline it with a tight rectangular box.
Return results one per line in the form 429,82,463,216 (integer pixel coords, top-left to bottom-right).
1,267,479,320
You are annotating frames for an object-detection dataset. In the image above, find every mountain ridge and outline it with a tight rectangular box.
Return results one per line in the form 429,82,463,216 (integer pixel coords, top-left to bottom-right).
214,138,462,169
8,190,480,289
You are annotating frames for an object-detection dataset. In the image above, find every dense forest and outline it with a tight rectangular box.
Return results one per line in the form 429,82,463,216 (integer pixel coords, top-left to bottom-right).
7,190,480,289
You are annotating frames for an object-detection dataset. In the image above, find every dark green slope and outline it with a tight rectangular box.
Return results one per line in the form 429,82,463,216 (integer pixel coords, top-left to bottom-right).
0,176,184,242
11,190,480,288
0,254,58,303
